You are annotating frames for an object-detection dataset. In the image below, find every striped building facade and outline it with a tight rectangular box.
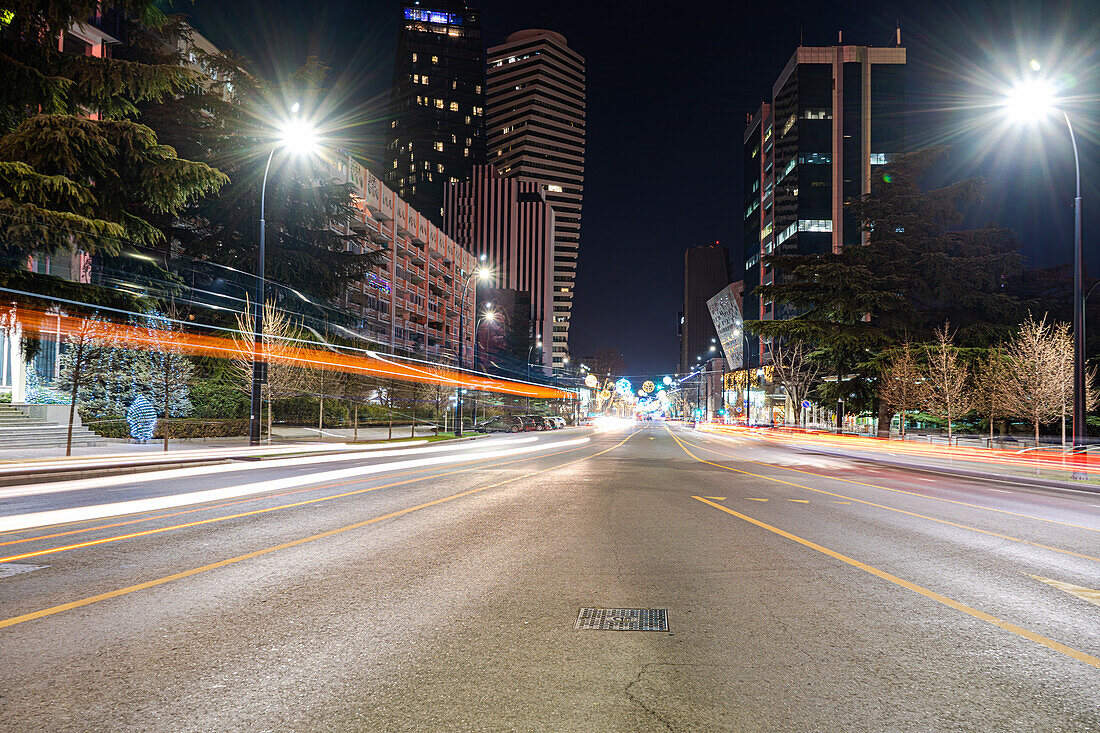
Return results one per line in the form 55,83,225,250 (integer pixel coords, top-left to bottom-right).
486,29,585,368
444,165,555,371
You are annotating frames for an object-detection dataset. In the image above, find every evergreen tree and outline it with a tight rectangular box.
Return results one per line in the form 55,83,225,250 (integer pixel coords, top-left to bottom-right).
0,1,227,262
750,148,1030,428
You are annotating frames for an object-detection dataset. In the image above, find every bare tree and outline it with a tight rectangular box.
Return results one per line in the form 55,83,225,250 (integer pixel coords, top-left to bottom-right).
1005,315,1064,447
877,342,928,437
56,314,109,456
770,340,822,426
147,309,196,452
922,323,972,444
973,345,1011,443
586,347,625,378
231,300,307,442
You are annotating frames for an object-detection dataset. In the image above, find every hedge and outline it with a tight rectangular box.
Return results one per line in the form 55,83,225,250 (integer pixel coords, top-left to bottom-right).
88,418,250,439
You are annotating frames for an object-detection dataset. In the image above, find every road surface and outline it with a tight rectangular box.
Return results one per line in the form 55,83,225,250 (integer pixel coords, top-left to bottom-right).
1,424,1097,731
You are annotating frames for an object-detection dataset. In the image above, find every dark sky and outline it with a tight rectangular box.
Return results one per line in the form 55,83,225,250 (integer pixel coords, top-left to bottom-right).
176,0,1100,376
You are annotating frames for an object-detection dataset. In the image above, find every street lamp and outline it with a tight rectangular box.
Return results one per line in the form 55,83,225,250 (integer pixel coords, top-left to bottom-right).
1003,69,1085,446
250,107,321,446
526,338,543,410
455,255,491,437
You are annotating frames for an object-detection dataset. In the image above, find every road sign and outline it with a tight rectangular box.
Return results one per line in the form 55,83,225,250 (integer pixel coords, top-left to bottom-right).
801,400,811,409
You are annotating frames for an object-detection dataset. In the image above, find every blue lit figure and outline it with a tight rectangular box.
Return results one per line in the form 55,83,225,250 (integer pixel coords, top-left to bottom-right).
127,395,157,443
615,378,632,396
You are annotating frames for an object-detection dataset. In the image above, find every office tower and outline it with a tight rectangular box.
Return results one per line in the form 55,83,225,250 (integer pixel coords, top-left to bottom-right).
742,42,906,367
383,2,486,227
680,244,731,374
444,164,555,371
486,29,585,369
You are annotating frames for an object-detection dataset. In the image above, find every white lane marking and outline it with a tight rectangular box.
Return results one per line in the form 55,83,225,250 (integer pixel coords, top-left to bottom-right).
0,563,48,579
991,489,1011,493
0,437,536,500
0,437,590,533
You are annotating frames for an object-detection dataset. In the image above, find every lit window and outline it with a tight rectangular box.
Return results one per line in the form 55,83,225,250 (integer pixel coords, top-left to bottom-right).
869,153,892,165
782,114,796,136
465,137,472,146
421,75,429,85
437,163,444,173
475,84,482,94
450,101,459,111
435,98,443,109
431,55,438,63
798,152,830,165
392,160,398,169
547,184,563,193
802,109,832,120
472,106,483,116
434,141,444,151
463,147,469,157
412,53,418,62
450,176,458,183
798,219,833,232
465,115,472,124
763,126,772,142
390,120,397,128
452,80,457,90
412,74,419,83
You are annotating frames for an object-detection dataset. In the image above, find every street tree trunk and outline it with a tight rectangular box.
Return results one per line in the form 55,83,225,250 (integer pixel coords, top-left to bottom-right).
66,340,84,457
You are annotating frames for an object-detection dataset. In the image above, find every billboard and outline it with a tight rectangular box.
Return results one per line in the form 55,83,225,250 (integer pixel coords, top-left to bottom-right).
707,283,743,370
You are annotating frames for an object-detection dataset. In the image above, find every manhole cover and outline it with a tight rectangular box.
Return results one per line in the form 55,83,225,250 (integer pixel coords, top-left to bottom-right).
574,607,669,631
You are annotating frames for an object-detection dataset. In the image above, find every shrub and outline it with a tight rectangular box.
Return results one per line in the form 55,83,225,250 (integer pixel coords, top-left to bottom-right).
273,397,349,426
191,380,250,419
86,418,250,439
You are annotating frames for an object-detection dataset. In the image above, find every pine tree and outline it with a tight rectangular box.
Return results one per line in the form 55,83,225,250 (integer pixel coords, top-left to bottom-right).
0,2,227,262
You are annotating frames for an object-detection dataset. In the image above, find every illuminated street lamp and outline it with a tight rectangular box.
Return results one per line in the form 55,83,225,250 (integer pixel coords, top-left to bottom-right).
455,254,492,437
250,106,321,446
1003,66,1085,446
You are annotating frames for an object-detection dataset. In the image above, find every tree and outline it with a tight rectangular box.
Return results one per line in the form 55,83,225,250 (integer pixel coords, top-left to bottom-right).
586,348,625,378
1005,316,1065,447
55,313,110,456
877,342,928,437
751,148,1029,430
230,300,307,442
0,2,227,260
146,311,195,451
973,345,1012,442
922,324,972,444
770,340,822,426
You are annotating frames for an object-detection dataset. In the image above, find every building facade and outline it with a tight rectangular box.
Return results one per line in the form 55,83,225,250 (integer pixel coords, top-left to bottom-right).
383,2,487,227
679,244,731,374
742,43,906,367
486,29,585,369
443,164,555,371
325,154,477,366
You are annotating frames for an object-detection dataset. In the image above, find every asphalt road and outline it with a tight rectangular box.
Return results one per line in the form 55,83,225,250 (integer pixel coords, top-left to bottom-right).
1,424,1097,732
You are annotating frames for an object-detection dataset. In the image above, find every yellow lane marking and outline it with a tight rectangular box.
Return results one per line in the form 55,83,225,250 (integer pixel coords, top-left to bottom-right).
0,440,601,565
666,430,1099,563
746,498,768,502
692,496,1100,670
787,499,810,503
1028,575,1100,609
0,432,638,630
830,501,852,505
684,431,1097,534
703,496,727,501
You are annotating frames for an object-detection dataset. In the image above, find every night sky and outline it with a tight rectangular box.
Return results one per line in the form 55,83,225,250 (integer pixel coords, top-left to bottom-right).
174,0,1100,376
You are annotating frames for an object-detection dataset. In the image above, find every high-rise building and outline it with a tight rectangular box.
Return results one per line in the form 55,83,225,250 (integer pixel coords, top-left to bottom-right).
486,30,585,369
444,164,555,371
742,42,906,367
680,244,731,374
383,2,487,227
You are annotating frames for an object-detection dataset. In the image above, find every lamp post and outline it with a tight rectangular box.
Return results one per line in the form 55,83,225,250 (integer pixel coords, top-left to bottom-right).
1004,69,1086,446
249,108,320,446
469,307,495,427
526,338,542,409
455,255,491,437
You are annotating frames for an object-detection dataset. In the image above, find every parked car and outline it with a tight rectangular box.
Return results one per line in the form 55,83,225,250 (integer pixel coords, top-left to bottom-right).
475,415,525,433
550,416,566,429
520,415,550,431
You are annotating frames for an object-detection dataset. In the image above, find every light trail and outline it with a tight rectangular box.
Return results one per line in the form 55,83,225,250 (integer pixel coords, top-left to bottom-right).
0,436,591,533
0,436,536,500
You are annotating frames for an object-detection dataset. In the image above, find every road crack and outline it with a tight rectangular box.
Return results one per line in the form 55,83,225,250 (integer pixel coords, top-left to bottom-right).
624,663,677,732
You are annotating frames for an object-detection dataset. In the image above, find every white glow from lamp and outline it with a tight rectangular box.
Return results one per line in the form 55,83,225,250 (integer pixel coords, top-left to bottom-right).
278,118,320,155
1003,78,1058,122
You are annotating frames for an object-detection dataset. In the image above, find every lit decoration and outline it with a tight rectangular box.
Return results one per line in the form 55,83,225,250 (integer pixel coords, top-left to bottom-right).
127,395,157,443
662,376,673,386
642,380,655,393
599,389,611,401
584,374,599,389
614,378,632,396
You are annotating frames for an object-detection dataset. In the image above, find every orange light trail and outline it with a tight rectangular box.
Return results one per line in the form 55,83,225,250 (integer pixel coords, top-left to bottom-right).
15,306,572,400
